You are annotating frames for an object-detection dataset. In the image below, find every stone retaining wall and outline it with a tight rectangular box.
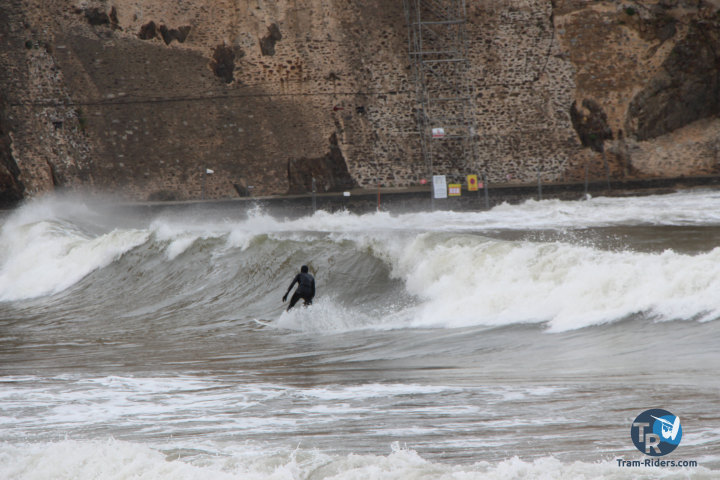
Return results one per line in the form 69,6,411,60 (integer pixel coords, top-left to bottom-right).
0,0,719,205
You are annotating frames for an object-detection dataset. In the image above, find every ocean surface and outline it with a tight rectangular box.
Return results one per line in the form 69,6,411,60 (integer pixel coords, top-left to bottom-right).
1,190,719,479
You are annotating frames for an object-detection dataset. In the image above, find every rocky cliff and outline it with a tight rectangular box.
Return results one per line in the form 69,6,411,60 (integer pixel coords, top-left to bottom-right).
1,0,719,204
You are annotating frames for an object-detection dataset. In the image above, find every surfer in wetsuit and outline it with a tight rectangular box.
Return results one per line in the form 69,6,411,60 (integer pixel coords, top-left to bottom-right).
282,265,315,311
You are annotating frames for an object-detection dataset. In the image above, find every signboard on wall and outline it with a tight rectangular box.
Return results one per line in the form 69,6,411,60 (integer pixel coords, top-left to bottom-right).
432,175,447,199
467,174,478,191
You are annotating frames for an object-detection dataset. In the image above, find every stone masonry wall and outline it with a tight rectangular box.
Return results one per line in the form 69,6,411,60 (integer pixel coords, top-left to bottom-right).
0,0,719,203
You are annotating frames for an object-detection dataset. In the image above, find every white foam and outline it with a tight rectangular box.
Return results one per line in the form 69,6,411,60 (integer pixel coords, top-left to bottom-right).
293,383,458,402
0,375,303,443
376,233,720,331
0,440,714,480
149,218,228,259
273,297,391,332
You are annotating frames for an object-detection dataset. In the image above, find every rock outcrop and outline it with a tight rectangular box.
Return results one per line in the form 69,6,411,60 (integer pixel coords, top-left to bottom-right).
0,0,718,205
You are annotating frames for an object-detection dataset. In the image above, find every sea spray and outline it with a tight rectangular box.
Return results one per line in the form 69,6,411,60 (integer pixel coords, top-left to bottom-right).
0,218,149,301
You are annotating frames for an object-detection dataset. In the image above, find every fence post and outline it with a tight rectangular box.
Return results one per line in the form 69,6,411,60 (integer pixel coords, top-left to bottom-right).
312,177,317,213
483,173,490,210
537,171,543,201
603,150,611,189
377,182,381,211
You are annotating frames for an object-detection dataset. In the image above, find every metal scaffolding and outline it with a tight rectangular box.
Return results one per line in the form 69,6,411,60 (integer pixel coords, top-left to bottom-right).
403,0,478,185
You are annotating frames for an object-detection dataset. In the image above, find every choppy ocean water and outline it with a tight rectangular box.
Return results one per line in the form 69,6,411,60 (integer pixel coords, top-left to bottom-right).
1,190,719,479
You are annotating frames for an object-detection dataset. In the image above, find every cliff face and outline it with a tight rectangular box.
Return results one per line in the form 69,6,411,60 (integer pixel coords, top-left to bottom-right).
555,0,720,179
0,0,719,204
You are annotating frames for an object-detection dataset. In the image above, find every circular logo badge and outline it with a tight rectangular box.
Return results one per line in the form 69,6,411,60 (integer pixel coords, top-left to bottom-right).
630,409,682,456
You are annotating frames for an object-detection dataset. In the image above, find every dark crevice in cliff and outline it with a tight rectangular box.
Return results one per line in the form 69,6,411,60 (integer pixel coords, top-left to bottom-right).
75,6,120,30
287,133,357,194
0,107,25,206
160,25,191,45
138,21,191,45
570,99,613,152
138,22,156,40
260,23,282,56
210,44,244,84
0,1,25,206
47,160,60,188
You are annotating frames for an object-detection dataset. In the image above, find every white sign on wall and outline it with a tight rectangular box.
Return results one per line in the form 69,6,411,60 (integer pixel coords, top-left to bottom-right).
432,175,447,199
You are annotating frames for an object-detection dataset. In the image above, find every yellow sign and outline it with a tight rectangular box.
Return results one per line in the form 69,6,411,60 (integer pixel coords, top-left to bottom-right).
467,174,478,191
448,184,462,196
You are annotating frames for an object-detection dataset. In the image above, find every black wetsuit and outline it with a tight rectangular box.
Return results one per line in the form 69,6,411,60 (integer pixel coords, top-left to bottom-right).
286,271,315,310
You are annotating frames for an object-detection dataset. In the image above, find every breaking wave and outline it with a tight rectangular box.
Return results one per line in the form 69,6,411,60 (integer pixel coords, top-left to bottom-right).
2,193,720,332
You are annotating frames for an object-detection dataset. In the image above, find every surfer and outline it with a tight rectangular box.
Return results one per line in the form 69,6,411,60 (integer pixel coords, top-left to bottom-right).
282,265,315,311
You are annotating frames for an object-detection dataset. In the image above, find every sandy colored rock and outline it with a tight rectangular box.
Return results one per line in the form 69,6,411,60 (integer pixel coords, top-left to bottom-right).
0,0,718,204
